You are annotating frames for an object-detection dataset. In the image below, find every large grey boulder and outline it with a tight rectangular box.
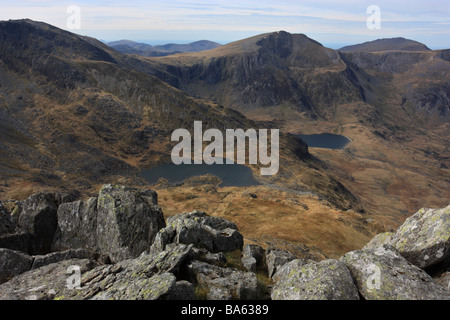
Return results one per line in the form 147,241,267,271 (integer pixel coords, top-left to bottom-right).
265,247,296,279
150,211,243,254
17,193,59,255
0,258,98,300
59,243,193,300
271,259,360,300
363,232,395,250
188,247,227,266
340,245,450,300
0,248,101,285
52,185,165,262
10,192,78,255
96,185,165,262
90,273,179,300
271,258,313,283
391,205,450,269
0,243,193,300
0,248,33,284
52,198,98,252
0,201,13,236
186,260,258,300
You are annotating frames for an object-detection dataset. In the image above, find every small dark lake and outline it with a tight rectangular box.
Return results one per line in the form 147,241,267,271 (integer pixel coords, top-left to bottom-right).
297,133,351,149
139,163,260,187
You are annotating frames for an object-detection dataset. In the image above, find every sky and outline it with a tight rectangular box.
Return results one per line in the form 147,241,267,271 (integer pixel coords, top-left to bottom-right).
0,0,449,49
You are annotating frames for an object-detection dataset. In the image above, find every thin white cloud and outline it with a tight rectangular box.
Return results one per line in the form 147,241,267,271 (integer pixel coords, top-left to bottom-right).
0,0,448,47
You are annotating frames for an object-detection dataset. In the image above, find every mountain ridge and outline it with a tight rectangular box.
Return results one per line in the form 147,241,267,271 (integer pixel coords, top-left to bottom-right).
107,39,222,57
339,37,431,53
0,19,361,214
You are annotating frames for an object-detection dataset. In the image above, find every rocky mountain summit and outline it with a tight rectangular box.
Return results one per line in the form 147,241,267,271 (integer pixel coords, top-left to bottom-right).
0,185,448,300
339,37,431,53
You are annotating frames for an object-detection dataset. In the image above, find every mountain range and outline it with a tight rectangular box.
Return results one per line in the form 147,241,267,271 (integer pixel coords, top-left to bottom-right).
107,39,222,57
0,19,449,259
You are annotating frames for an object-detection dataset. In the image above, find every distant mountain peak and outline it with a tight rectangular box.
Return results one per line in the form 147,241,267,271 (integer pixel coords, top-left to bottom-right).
107,39,221,57
338,37,430,52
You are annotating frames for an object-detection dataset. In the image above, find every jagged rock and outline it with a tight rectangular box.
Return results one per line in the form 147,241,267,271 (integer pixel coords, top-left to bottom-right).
391,205,450,269
31,249,100,270
17,193,59,255
96,184,165,262
0,258,98,300
0,243,192,300
340,245,450,300
189,247,227,265
0,232,30,253
271,259,360,300
265,247,296,279
271,258,313,283
241,257,257,272
0,201,13,235
363,232,395,250
242,244,265,271
52,198,98,252
52,185,164,262
0,248,33,284
207,286,233,300
0,248,104,285
186,260,258,300
90,273,178,300
58,243,192,300
150,211,243,254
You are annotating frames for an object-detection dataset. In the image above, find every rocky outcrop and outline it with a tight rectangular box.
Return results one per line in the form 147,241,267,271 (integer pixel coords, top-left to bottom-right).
391,205,450,269
0,193,77,255
95,185,164,262
271,259,360,300
242,244,266,273
0,201,13,235
0,248,102,285
52,197,99,252
0,248,33,284
150,211,243,255
1,191,449,300
363,232,395,250
265,247,296,279
0,258,99,300
16,193,59,255
186,260,258,300
52,185,165,263
340,245,450,300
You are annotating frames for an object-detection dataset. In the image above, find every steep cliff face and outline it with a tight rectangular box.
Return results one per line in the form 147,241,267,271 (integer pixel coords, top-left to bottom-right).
0,20,361,212
147,31,364,118
144,31,449,122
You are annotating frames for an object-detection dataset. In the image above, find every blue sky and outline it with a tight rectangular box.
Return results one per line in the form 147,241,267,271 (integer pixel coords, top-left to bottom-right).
1,0,449,49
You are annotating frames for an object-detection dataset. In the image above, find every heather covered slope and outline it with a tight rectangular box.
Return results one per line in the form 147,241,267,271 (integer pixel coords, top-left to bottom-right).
135,30,450,221
0,20,359,213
